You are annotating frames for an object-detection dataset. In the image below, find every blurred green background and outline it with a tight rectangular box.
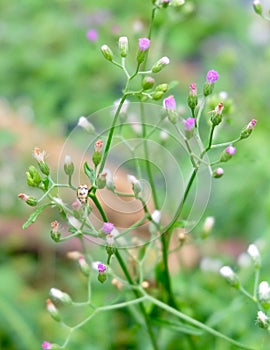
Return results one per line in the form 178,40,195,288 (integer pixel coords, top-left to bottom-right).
1,0,270,349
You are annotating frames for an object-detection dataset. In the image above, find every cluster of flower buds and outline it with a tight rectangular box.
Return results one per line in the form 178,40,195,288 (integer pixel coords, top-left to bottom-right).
26,165,41,187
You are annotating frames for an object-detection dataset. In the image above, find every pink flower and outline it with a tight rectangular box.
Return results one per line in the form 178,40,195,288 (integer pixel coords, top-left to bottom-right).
95,139,103,152
97,263,106,273
163,95,176,111
225,145,236,156
86,29,98,42
248,118,257,130
33,147,46,163
138,38,150,51
102,222,115,234
189,83,197,96
206,70,219,83
184,118,196,131
42,341,52,350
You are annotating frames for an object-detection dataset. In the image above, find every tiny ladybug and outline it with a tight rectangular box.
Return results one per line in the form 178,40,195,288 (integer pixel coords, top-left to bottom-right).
77,184,89,204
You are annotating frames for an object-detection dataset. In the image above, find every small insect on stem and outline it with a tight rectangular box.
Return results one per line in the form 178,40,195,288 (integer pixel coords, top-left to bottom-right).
77,184,89,204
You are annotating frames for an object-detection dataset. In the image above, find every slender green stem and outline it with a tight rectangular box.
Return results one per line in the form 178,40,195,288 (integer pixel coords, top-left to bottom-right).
253,267,260,300
140,103,159,208
115,214,148,239
115,250,159,350
163,169,197,233
98,94,128,176
143,292,254,350
239,286,255,302
89,193,107,222
89,193,159,350
211,137,241,149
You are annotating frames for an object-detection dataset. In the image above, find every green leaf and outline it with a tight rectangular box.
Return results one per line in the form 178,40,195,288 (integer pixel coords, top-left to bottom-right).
84,161,95,183
153,317,203,336
22,203,50,229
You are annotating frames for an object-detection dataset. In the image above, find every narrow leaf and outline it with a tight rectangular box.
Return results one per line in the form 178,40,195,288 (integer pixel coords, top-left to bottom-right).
22,204,50,229
84,161,95,183
153,317,203,336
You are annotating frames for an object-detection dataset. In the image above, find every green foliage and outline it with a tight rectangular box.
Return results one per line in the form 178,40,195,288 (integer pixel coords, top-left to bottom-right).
2,0,270,349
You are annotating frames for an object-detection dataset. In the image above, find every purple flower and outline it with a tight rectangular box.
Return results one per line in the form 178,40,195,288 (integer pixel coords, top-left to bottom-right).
102,222,115,234
206,70,219,83
97,263,106,273
42,341,52,350
184,118,196,131
86,29,98,42
225,145,236,156
138,38,150,51
163,95,176,111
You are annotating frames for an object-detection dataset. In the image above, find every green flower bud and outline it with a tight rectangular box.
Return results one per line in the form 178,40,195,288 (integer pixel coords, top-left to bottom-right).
92,151,102,167
142,76,155,90
26,165,41,187
257,311,270,330
38,162,50,176
220,266,240,289
118,36,128,57
253,0,263,15
152,56,170,73
18,193,38,206
152,84,169,100
50,288,72,304
101,44,113,61
64,155,74,176
98,272,107,283
96,172,107,189
46,299,61,322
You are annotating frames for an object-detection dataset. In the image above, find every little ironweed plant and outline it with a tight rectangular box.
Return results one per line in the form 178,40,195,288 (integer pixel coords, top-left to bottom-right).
18,2,265,350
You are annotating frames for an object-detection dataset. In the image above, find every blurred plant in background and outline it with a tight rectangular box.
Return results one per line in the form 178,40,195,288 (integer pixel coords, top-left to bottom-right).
1,0,270,349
